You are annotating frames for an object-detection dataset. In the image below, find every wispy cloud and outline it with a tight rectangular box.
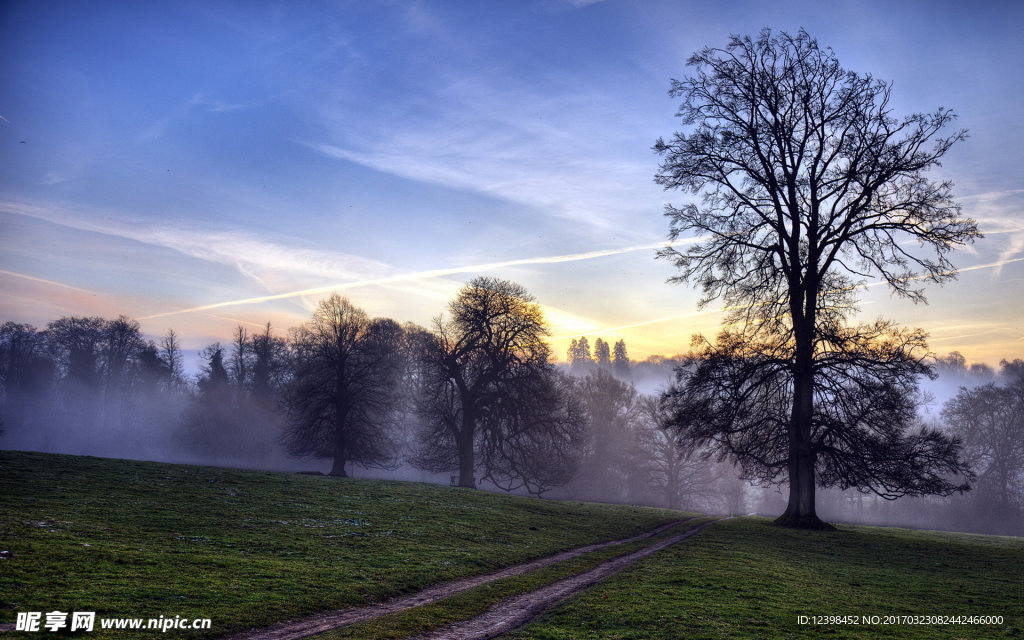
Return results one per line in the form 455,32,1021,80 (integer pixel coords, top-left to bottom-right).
1,199,393,288
197,95,273,113
1,197,698,320
961,189,1024,276
304,25,664,241
931,256,1024,277
38,169,83,186
139,237,702,319
303,128,654,237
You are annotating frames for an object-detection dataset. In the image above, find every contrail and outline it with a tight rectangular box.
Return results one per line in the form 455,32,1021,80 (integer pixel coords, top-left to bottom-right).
197,312,280,330
0,269,96,294
855,256,1024,289
138,239,700,320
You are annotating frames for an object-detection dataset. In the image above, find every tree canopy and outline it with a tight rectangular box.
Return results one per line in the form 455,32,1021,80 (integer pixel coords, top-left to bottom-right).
412,277,581,493
655,28,979,527
282,295,404,476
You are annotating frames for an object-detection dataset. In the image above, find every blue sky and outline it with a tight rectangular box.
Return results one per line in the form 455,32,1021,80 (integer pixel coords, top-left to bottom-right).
1,0,1022,364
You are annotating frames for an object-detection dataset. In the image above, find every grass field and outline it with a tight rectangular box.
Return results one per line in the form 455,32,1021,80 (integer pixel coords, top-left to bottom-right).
2,451,1021,639
0,451,687,638
501,518,1024,639
303,519,716,640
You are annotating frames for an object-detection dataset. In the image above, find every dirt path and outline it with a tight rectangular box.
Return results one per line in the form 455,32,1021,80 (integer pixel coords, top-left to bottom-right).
410,518,725,640
219,518,695,640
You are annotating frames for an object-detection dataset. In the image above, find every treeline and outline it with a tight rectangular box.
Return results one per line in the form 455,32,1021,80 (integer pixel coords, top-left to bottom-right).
0,277,736,510
1,279,1019,531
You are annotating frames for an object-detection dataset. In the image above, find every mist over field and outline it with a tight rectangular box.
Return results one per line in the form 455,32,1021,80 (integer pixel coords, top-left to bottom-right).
2,313,1018,537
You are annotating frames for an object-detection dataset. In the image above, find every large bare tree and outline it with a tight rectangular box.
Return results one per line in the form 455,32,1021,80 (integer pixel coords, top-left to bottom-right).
412,277,581,492
282,295,403,476
654,29,979,527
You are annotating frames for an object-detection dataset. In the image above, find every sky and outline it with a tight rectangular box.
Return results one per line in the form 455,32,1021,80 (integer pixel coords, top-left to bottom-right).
1,0,1022,366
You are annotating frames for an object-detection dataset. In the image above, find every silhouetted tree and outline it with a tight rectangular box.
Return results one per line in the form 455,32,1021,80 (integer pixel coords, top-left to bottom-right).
567,336,593,372
198,343,230,394
101,316,146,389
612,339,630,378
943,361,1024,532
413,277,579,491
159,329,186,392
177,335,286,466
933,351,996,388
134,342,169,390
662,323,971,523
476,368,584,496
0,322,54,439
634,395,720,510
282,295,402,476
570,368,639,502
46,316,107,437
47,316,105,387
386,322,437,460
593,338,611,369
178,343,234,457
99,316,147,430
654,28,979,527
228,325,251,389
249,323,289,400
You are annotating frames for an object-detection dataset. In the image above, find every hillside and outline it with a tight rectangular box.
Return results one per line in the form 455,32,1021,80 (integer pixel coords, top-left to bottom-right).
0,451,687,638
1,451,1020,639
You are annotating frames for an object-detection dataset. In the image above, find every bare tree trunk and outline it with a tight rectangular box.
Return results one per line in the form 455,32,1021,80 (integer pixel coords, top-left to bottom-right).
330,451,348,477
666,463,680,510
776,303,828,529
457,414,476,488
331,375,349,477
457,436,475,488
331,414,348,477
776,334,831,529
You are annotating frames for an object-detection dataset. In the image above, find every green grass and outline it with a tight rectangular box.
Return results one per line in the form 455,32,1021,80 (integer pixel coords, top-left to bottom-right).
4,452,1021,640
500,517,1024,640
0,451,687,638
307,519,715,640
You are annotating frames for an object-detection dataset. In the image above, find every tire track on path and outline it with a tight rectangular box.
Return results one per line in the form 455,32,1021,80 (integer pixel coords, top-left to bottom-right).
409,518,726,640
220,518,696,640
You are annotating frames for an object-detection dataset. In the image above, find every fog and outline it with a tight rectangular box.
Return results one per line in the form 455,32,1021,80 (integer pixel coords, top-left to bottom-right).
1,317,1020,537
1,383,299,472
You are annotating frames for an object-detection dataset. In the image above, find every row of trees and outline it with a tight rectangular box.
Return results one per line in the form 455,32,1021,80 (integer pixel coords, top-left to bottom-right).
566,336,630,378
1,285,1018,530
272,280,584,492
0,316,189,457
277,279,741,507
0,278,723,507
